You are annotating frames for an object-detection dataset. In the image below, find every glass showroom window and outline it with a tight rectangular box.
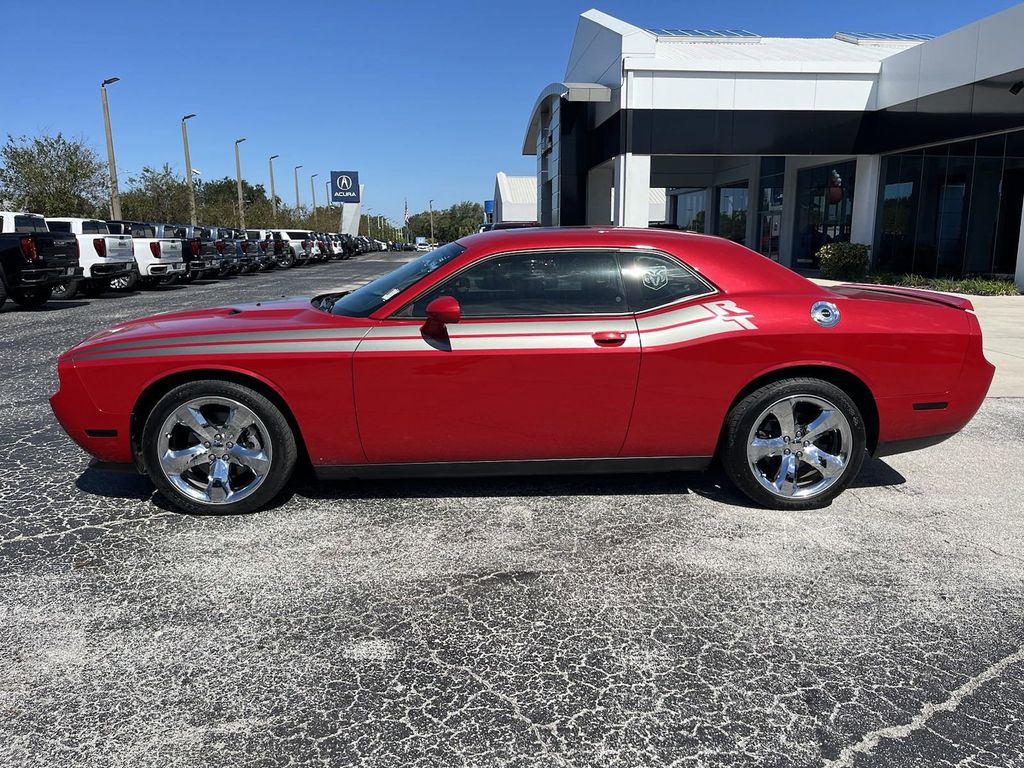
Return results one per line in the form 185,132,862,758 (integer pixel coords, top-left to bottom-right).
673,189,707,233
757,157,785,262
875,129,1024,278
792,161,857,269
716,184,748,244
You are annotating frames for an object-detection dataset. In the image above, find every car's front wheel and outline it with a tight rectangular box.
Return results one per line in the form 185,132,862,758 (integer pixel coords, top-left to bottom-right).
142,380,298,515
721,377,866,510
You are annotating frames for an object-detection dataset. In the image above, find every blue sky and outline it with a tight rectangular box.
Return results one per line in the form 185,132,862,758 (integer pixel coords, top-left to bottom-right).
3,0,1016,223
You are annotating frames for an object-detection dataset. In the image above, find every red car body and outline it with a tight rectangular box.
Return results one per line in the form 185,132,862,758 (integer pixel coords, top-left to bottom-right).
51,228,994,480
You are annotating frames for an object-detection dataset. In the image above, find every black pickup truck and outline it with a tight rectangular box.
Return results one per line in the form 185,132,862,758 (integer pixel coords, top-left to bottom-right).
0,211,81,310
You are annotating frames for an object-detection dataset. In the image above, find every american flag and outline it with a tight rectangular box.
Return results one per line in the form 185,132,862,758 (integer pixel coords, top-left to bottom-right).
404,199,409,223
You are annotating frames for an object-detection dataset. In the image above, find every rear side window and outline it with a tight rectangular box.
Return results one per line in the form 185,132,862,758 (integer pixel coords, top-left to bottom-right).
48,221,72,232
14,215,48,233
617,251,714,312
130,223,156,238
286,231,307,239
399,250,626,318
82,220,108,234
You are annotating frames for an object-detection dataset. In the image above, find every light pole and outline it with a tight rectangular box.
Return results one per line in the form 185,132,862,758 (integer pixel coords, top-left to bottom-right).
181,114,197,226
234,138,247,229
310,173,318,230
268,154,279,224
428,199,435,243
294,165,302,216
100,77,122,219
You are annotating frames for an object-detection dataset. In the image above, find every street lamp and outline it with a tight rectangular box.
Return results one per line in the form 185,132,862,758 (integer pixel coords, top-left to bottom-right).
234,138,247,229
294,165,303,214
100,77,121,219
268,154,279,223
310,173,318,229
181,114,197,226
428,199,435,243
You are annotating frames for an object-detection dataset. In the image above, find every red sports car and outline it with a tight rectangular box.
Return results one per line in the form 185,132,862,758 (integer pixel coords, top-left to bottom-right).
51,228,994,515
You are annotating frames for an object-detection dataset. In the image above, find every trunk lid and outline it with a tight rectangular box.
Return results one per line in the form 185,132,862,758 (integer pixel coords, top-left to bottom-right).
32,233,79,269
104,235,134,260
158,239,183,259
829,283,975,311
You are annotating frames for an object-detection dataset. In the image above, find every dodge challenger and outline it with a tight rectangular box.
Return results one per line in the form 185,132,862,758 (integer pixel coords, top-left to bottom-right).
50,227,995,515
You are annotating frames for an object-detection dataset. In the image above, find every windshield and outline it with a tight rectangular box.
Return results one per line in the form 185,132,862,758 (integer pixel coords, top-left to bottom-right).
329,241,465,317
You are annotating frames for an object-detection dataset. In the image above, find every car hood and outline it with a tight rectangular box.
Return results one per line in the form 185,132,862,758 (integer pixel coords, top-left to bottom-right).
66,296,374,360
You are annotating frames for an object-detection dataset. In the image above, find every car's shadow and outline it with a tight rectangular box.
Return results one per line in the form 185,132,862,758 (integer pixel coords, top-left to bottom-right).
74,456,906,515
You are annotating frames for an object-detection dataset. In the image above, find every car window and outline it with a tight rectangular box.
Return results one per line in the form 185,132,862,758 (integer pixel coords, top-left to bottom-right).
48,221,72,232
330,241,465,317
397,250,627,318
14,215,48,233
130,223,156,238
82,220,109,234
617,251,714,312
286,231,307,239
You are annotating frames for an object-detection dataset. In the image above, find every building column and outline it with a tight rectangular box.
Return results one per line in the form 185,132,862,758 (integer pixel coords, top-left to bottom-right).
612,153,651,227
779,159,800,268
745,157,761,249
851,155,882,259
1016,194,1024,291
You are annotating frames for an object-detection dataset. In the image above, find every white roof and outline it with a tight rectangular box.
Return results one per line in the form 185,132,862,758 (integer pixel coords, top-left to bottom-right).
495,172,536,206
642,36,916,74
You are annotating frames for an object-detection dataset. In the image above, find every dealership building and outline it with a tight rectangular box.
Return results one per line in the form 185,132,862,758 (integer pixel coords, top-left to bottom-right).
523,6,1024,286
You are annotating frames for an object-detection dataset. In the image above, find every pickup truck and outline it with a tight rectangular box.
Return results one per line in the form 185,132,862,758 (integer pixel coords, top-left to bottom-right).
106,220,185,290
205,226,241,276
0,211,81,309
222,227,256,273
244,229,276,271
152,224,220,283
268,229,315,268
46,217,134,298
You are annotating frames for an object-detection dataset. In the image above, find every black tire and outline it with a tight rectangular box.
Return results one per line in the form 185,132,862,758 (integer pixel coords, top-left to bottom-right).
720,377,866,510
110,271,139,292
142,380,298,515
10,285,53,308
80,279,107,298
52,280,79,300
0,273,7,311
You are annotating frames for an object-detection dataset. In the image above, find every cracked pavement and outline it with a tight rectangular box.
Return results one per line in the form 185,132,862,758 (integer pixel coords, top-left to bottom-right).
1,256,1022,767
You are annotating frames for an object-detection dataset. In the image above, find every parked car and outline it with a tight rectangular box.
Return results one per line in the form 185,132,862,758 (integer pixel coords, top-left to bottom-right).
106,220,184,290
46,217,134,298
244,229,275,271
49,227,995,515
0,211,80,309
165,225,224,281
205,226,240,276
268,230,315,268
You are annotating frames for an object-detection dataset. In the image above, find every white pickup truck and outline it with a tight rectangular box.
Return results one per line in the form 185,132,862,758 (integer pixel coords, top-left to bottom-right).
45,217,135,298
106,220,184,289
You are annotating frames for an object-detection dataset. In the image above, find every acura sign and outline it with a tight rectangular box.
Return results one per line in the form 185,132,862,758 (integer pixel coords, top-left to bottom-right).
330,171,360,204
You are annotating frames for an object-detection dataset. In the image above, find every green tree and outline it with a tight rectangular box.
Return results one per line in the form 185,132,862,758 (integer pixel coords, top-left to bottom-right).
121,164,191,223
406,201,484,243
0,133,108,216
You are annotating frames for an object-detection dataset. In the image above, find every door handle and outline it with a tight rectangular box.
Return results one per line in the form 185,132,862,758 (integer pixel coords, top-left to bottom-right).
592,330,627,347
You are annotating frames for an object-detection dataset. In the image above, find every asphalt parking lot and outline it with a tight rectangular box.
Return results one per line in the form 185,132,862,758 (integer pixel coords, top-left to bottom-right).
1,257,1022,768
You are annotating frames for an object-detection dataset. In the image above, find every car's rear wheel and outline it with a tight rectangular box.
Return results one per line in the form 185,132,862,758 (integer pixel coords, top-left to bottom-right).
10,286,53,308
721,378,866,510
142,381,297,515
110,271,138,292
52,280,79,300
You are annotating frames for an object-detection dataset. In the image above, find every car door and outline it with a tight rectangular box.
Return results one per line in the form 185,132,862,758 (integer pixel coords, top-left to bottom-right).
352,249,641,463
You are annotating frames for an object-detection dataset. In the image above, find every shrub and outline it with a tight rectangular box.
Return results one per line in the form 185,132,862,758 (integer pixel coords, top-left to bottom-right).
862,272,1021,296
818,242,870,281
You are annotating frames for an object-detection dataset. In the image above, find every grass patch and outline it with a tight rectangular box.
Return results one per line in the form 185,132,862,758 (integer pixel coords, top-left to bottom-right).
859,272,1021,296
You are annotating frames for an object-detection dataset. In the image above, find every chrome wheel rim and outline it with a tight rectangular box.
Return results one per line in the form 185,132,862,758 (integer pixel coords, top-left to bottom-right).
110,275,131,289
157,396,273,505
746,395,852,499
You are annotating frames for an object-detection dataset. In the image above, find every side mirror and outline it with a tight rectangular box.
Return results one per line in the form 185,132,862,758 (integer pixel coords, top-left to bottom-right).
422,295,460,335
